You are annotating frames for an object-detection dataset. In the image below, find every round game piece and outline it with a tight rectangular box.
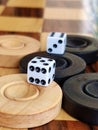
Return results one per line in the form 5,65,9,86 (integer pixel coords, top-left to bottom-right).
0,35,40,68
19,52,86,87
62,73,98,125
0,74,62,128
66,35,98,64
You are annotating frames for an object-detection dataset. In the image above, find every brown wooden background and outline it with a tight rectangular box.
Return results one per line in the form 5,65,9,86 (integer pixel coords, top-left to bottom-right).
0,0,98,129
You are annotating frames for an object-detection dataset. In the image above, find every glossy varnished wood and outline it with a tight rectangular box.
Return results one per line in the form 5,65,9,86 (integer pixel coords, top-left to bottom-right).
0,0,97,129
29,120,91,130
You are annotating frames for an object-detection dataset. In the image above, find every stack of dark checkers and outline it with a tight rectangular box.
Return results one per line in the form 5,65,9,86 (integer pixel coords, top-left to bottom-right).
0,0,98,130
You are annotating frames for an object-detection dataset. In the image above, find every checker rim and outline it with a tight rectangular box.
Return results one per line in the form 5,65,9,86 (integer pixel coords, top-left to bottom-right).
19,52,86,87
66,35,98,64
62,73,98,125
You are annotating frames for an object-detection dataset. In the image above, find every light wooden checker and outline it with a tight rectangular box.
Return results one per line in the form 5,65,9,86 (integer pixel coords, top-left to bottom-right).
0,74,62,128
0,35,40,68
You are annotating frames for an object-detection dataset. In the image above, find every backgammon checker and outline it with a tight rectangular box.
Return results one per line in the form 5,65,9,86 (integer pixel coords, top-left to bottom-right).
0,74,62,128
0,35,40,68
19,52,86,87
66,35,98,64
62,73,98,125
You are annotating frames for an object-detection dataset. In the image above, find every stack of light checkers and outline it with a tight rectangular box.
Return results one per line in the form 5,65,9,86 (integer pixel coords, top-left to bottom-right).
0,34,62,128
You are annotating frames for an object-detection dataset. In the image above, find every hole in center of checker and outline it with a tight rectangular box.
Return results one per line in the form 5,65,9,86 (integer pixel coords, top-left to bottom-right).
55,57,70,69
1,81,39,101
1,40,25,49
83,81,98,98
67,38,89,48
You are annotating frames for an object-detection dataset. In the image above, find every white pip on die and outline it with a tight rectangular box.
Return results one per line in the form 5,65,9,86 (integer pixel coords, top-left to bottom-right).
47,32,67,55
27,56,56,86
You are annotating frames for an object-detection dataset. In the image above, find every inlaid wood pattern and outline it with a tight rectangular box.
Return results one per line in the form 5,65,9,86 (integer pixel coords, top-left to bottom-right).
29,120,91,130
0,0,97,129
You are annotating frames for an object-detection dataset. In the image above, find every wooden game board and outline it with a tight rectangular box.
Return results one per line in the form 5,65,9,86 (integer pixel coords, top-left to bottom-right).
0,0,97,129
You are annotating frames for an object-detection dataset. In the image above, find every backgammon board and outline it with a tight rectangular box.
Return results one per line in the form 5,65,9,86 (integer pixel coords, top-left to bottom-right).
0,0,98,129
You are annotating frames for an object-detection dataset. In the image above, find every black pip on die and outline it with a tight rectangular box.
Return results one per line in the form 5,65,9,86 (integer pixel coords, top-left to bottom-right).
47,32,67,54
27,56,56,86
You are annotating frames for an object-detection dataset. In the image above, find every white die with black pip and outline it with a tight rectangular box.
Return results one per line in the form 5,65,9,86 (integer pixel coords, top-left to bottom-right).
27,56,56,86
47,32,67,55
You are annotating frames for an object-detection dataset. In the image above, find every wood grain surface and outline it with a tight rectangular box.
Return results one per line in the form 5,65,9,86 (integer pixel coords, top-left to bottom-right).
0,74,62,128
0,35,40,68
0,0,97,130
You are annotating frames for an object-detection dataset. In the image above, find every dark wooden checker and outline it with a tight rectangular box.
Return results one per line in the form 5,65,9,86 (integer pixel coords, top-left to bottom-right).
0,0,98,129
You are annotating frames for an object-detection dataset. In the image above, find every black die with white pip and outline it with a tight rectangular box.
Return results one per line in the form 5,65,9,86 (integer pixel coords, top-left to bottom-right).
47,32,67,55
27,56,56,86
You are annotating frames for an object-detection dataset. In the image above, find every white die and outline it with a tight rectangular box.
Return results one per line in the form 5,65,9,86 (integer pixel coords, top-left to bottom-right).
47,32,67,54
27,56,56,86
